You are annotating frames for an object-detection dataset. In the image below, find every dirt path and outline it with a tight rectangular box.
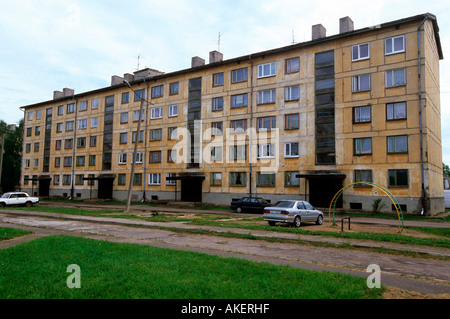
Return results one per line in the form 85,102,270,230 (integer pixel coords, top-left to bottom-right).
0,210,449,299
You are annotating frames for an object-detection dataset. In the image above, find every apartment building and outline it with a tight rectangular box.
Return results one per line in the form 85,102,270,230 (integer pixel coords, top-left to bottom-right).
20,13,444,215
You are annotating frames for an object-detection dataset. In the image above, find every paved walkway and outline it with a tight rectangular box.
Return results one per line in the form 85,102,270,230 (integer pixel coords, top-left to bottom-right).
0,207,449,296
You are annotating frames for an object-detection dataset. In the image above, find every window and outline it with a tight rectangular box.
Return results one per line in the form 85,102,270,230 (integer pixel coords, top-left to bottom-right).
352,43,370,61
118,174,126,186
133,110,145,122
388,169,408,187
166,173,176,186
120,112,128,124
57,105,64,115
33,142,39,152
168,104,178,117
257,144,275,158
354,137,372,155
168,127,178,140
285,171,300,187
151,85,164,98
286,57,299,73
231,94,248,108
229,172,246,186
27,111,33,121
149,151,161,163
63,175,71,185
258,116,276,131
26,127,32,137
25,143,31,153
387,135,408,154
122,92,129,104
24,159,30,168
257,62,276,78
387,102,406,120
90,136,97,147
67,103,75,114
36,110,41,119
150,128,162,141
35,126,40,136
212,97,223,111
213,73,224,86
91,98,99,109
230,119,247,133
170,82,179,95
91,117,98,128
385,69,406,87
285,86,300,101
257,89,276,104
63,157,72,167
119,153,127,165
55,140,62,150
53,175,60,185
151,107,163,119
78,119,87,130
210,146,222,162
133,173,143,186
285,114,299,130
167,150,176,163
210,172,222,186
354,170,373,185
79,100,88,111
64,139,73,149
134,89,145,101
33,159,39,168
132,131,144,143
77,137,86,148
385,35,405,55
352,74,370,92
229,145,247,161
211,122,223,136
132,152,143,164
76,156,85,167
66,121,74,131
284,142,299,157
148,173,161,185
353,106,371,123
231,68,248,83
89,155,96,166
119,132,128,144
257,172,275,187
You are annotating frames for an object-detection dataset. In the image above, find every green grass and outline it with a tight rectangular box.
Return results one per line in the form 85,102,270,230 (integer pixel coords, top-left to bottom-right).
0,235,383,299
0,227,32,241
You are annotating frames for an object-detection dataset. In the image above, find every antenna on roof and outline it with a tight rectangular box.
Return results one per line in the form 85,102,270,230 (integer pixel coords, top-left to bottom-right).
292,28,295,44
218,32,221,52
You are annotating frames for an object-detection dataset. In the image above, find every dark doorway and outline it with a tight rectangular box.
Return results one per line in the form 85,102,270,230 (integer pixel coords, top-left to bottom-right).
181,178,203,202
38,176,51,197
298,173,345,209
98,175,114,200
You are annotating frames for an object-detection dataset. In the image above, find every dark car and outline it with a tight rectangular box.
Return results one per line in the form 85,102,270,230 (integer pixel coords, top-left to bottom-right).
230,197,272,213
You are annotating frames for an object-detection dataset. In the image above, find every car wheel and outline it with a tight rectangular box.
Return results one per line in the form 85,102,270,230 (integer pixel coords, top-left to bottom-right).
25,201,32,207
236,207,242,213
0,202,5,207
293,216,301,228
316,215,323,225
268,221,276,226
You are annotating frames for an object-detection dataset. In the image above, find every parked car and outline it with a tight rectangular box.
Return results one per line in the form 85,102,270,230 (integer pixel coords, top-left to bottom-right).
263,200,323,227
0,192,39,207
230,197,272,213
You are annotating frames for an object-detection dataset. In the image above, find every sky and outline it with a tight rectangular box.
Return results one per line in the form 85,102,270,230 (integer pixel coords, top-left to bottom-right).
0,0,449,162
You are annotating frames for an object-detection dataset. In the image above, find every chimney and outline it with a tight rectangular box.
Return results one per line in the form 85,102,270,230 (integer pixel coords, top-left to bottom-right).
191,56,205,68
123,73,134,83
209,50,223,64
133,68,165,80
63,88,74,97
111,75,124,86
340,16,354,33
53,90,64,99
312,24,326,40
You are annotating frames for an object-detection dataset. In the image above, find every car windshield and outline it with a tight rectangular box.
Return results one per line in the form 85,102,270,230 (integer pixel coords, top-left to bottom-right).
1,193,10,198
274,201,295,208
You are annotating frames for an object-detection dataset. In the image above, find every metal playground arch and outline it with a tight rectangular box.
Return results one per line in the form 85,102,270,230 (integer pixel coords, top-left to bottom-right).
328,182,404,232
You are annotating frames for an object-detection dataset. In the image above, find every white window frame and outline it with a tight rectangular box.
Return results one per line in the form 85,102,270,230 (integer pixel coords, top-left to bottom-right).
385,35,405,55
79,100,88,111
352,43,370,61
387,102,407,121
210,146,223,162
257,62,276,78
385,69,406,88
90,117,98,128
132,152,143,164
168,104,178,117
284,142,299,158
257,89,276,105
118,153,127,165
148,173,161,185
285,86,300,101
151,107,163,119
78,119,87,130
257,143,275,159
91,98,99,109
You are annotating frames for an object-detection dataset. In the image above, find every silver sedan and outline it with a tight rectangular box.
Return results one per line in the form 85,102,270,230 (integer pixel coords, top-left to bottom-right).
263,200,323,227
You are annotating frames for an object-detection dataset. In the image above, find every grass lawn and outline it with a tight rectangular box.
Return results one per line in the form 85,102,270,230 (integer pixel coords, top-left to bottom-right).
0,227,32,241
0,235,383,299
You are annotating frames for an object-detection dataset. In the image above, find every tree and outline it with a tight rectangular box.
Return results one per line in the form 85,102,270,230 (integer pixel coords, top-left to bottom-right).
0,119,23,193
444,163,450,178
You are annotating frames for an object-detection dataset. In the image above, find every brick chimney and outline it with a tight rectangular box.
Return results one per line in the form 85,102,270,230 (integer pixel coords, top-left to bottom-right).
340,16,354,33
312,24,326,40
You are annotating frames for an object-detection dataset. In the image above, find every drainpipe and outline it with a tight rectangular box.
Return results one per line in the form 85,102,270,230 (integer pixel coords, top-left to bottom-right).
142,79,149,202
418,14,429,214
249,55,254,198
71,96,78,200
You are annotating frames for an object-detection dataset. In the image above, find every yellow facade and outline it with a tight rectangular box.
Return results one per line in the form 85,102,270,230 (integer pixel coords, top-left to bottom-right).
20,14,444,215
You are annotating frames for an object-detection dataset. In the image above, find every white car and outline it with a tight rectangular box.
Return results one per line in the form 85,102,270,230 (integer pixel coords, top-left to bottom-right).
263,200,323,227
0,192,39,207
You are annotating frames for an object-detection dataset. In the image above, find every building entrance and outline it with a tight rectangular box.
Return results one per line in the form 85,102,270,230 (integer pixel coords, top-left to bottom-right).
298,172,345,209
